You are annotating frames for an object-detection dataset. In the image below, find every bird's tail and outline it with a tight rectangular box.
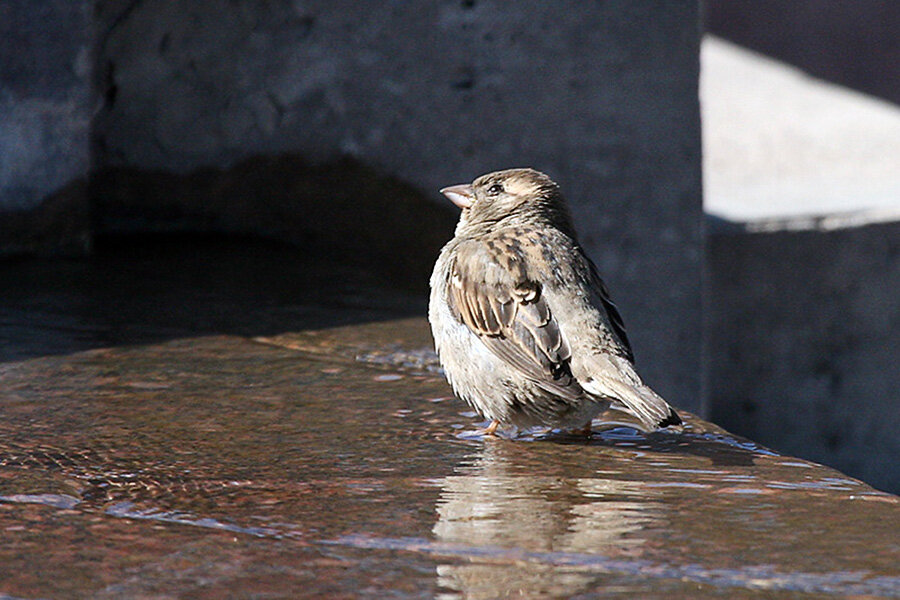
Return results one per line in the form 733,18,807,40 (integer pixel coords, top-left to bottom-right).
611,384,682,431
579,355,682,432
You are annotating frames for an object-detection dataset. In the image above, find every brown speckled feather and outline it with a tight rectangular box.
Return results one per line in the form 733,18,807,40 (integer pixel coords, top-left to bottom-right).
447,239,581,401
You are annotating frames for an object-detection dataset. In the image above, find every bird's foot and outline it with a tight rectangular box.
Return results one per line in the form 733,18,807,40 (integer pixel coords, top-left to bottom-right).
482,420,500,436
455,420,503,440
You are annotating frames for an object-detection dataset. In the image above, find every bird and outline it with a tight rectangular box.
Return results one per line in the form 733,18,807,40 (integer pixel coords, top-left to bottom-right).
428,168,682,435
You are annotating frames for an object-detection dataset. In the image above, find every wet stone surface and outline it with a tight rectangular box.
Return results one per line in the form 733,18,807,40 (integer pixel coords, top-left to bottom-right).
1,237,898,599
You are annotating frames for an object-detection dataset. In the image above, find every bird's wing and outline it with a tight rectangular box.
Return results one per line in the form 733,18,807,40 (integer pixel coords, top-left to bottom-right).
584,253,634,362
447,240,582,400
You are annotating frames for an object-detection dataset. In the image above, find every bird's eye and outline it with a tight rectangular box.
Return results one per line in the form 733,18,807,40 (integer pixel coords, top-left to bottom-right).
486,184,503,196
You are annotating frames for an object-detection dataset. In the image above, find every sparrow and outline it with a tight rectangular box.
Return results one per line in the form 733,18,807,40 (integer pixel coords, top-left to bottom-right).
428,168,682,435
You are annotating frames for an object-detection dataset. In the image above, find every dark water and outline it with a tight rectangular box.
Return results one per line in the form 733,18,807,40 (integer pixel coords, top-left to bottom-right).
0,239,897,599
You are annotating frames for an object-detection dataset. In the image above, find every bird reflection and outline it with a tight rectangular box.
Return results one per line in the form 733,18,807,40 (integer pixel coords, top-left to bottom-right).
432,442,666,599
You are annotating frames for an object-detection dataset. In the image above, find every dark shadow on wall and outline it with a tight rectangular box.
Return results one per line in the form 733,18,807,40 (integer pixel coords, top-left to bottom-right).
1,156,458,363
91,154,458,292
0,180,92,256
704,0,900,106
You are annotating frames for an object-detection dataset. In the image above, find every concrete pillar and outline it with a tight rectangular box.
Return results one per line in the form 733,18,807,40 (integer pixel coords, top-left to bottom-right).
0,1,94,254
93,0,704,411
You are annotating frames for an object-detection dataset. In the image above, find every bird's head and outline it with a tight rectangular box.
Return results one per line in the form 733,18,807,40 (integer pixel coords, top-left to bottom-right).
441,168,575,236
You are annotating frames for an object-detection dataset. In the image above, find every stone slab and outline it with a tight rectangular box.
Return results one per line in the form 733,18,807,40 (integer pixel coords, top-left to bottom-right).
701,36,900,223
0,320,896,599
705,0,900,106
708,219,900,494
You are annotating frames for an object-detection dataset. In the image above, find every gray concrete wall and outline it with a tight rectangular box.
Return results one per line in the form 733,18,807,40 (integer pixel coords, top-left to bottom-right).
0,1,94,254
704,0,900,106
2,1,704,411
91,0,704,412
708,219,900,493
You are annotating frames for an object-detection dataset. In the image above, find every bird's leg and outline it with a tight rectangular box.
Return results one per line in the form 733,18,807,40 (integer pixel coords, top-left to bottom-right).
483,420,500,436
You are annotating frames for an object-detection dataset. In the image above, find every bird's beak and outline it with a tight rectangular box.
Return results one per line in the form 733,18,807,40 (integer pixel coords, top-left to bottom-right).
440,184,474,209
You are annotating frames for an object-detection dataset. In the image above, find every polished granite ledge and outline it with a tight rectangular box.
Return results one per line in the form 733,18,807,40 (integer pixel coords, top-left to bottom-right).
1,237,897,598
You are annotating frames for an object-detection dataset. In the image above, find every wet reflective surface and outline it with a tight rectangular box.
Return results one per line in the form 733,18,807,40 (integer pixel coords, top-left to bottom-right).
1,238,898,599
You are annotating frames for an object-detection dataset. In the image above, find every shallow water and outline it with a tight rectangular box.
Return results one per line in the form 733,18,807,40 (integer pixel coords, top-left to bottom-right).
0,238,897,599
